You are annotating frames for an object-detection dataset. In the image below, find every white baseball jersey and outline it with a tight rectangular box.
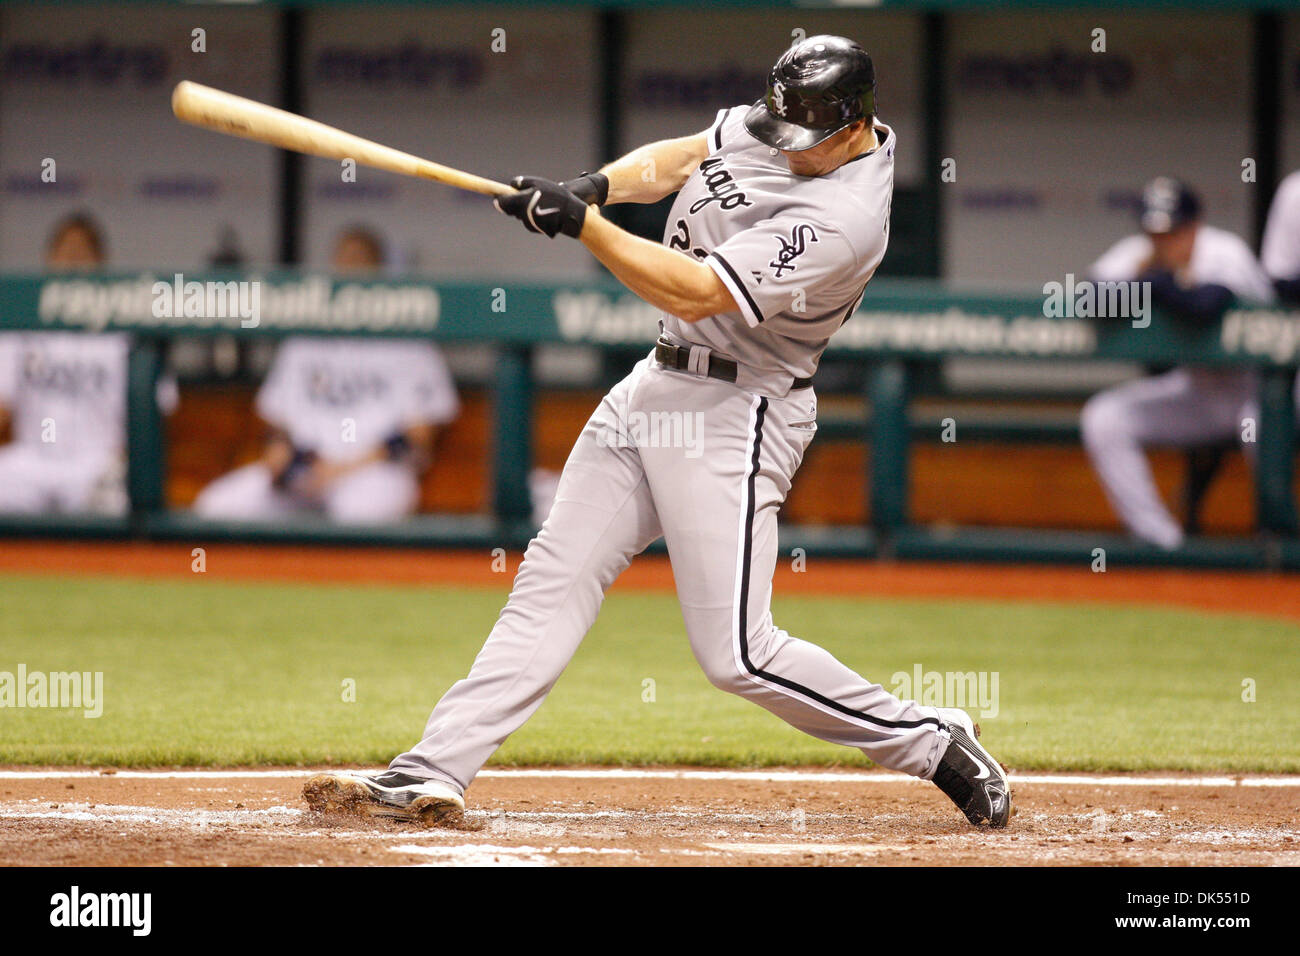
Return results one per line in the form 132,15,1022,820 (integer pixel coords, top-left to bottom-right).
1261,170,1300,282
1088,224,1274,303
256,337,458,461
659,106,895,385
0,332,128,457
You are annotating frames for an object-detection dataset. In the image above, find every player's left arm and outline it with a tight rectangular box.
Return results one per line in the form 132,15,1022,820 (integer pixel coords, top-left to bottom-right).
385,422,437,473
297,422,438,496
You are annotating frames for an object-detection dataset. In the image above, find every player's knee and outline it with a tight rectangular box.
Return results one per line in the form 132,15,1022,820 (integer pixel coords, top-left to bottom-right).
701,661,751,695
326,488,414,524
325,466,418,524
193,480,244,518
193,466,272,519
326,498,406,524
692,625,783,696
0,486,47,514
689,641,750,694
1080,392,1128,449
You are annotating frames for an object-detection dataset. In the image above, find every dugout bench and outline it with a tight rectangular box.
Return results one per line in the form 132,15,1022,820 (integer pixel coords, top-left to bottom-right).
1,273,1297,569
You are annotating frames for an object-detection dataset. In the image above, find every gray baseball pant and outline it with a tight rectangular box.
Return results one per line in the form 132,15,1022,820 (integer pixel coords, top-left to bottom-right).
390,356,950,792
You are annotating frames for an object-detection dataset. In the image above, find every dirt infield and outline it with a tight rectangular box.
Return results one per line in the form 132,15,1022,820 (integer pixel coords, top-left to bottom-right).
2,540,1299,622
1,769,1296,867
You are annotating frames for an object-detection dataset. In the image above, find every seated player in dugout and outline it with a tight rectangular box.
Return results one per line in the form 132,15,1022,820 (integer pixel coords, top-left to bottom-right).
0,213,176,515
304,36,1012,830
192,226,459,524
1080,178,1275,550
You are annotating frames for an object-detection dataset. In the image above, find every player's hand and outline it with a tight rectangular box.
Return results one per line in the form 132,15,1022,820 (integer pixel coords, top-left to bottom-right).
270,445,316,491
494,176,588,239
296,458,353,498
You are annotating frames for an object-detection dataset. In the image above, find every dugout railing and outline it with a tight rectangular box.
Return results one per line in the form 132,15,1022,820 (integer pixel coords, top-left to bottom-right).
1,272,1297,569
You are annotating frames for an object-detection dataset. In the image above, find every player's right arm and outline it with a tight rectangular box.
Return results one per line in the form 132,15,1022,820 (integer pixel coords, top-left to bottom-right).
595,132,711,205
262,427,296,476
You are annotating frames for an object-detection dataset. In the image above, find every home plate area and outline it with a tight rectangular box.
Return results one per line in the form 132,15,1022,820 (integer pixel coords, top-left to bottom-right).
0,768,1296,866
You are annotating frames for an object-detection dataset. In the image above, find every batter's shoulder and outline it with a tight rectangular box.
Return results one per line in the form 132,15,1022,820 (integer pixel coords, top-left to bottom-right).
708,104,758,154
1275,169,1300,205
1263,170,1300,234
1088,233,1152,282
1199,224,1258,259
810,190,889,266
817,137,896,260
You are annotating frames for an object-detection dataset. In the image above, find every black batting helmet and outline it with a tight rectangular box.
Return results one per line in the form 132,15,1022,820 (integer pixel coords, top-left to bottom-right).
744,35,876,152
1138,177,1201,234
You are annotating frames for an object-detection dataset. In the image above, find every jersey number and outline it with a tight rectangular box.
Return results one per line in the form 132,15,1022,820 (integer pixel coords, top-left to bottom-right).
669,219,708,261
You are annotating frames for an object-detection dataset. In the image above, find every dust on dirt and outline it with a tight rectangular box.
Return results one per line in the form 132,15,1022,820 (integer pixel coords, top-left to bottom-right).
1,768,1295,867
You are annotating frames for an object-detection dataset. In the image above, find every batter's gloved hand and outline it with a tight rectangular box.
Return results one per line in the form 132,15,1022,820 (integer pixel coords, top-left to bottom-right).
560,171,609,207
494,176,588,239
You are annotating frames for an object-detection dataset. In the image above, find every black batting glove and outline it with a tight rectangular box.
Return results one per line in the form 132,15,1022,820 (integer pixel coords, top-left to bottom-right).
494,176,588,239
560,171,609,207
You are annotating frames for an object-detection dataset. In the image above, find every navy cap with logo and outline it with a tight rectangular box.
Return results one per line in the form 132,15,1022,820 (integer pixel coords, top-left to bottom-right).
1139,177,1202,234
744,35,876,152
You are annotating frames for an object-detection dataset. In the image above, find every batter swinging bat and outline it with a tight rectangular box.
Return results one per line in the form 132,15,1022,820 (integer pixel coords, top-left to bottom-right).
171,80,514,197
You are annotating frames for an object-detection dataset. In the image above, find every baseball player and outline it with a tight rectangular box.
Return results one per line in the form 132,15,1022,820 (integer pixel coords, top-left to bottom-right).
1081,178,1275,549
305,36,1010,829
0,214,133,515
1261,169,1300,305
193,227,459,524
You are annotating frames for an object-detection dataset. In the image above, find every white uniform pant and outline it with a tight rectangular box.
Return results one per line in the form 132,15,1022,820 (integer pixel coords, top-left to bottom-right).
1081,367,1256,549
391,357,950,792
193,460,418,524
0,444,124,515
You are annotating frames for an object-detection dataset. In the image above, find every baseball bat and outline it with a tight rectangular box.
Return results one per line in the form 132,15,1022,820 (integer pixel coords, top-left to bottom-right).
171,80,514,197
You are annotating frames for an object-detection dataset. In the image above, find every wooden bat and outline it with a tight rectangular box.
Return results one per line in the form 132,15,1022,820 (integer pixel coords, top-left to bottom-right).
171,80,514,197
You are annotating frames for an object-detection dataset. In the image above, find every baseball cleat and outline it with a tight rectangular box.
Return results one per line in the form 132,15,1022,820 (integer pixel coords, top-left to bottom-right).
932,708,1011,828
303,769,466,826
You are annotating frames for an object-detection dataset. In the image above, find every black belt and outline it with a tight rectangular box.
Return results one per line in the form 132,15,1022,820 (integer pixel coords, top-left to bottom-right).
654,338,812,389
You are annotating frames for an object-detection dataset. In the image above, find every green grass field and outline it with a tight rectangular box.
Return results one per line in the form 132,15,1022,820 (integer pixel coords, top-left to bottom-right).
0,573,1296,772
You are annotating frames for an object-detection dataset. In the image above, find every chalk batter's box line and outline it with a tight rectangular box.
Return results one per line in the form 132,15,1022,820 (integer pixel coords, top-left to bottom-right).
0,768,1297,787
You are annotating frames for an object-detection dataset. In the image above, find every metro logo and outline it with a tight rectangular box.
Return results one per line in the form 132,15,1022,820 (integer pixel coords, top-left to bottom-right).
2,38,167,86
